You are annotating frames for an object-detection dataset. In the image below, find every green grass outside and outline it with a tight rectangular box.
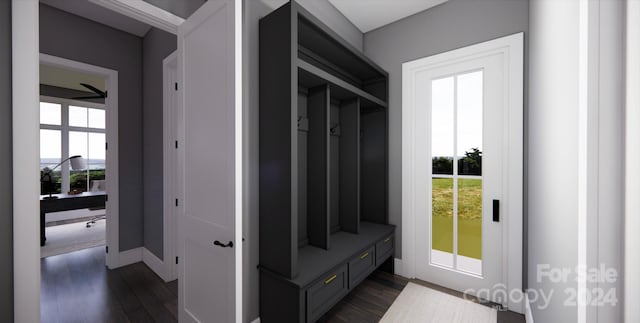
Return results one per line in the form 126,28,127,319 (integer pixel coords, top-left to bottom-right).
432,178,482,260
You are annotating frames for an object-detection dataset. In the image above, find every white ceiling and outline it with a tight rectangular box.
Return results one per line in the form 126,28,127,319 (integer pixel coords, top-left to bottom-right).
328,0,448,33
40,0,448,38
40,64,105,92
40,0,152,37
40,64,106,92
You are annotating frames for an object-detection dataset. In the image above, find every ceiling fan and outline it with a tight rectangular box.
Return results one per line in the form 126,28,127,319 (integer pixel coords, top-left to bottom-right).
72,83,107,100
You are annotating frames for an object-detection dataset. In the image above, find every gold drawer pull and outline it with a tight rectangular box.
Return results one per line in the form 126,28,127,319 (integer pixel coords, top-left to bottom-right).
360,252,369,259
384,236,391,243
324,274,337,285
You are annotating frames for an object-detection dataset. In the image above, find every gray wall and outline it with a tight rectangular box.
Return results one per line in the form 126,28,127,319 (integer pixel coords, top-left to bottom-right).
0,1,13,321
142,27,177,260
363,0,529,259
143,0,206,19
40,4,145,252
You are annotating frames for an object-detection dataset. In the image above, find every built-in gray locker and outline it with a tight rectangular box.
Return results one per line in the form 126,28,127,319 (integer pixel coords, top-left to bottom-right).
259,2,394,322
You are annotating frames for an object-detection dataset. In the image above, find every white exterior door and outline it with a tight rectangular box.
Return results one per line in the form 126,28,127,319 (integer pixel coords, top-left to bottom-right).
416,53,504,294
403,33,523,311
177,0,242,322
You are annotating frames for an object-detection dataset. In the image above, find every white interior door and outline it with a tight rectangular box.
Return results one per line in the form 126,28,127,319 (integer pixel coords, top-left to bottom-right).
177,0,241,322
403,34,523,310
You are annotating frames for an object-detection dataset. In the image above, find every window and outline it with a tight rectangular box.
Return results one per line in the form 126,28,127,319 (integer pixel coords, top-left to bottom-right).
430,70,483,275
39,97,106,195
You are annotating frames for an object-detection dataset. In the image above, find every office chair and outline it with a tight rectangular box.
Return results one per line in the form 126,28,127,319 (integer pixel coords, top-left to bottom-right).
86,180,106,228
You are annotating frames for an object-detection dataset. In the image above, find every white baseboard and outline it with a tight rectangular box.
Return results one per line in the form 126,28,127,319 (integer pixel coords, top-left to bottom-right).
109,247,172,284
250,317,260,323
117,247,142,267
394,258,411,279
143,247,172,282
525,293,534,323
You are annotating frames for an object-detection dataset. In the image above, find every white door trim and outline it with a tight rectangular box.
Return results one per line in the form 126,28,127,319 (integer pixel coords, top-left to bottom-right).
402,32,524,313
88,0,184,34
234,2,244,321
11,1,40,321
40,53,120,269
625,1,640,322
162,50,178,282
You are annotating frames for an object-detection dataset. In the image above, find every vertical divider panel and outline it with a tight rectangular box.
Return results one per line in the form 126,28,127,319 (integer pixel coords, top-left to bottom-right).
339,98,360,233
307,84,330,249
297,90,308,246
258,2,297,278
360,108,388,224
330,100,341,233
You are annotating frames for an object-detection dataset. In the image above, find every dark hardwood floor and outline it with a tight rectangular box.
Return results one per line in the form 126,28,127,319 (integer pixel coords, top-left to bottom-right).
318,271,408,322
41,247,524,323
41,246,178,323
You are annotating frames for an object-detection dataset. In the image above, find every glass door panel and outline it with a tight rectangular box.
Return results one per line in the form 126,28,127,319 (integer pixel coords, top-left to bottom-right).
431,76,455,267
430,70,484,275
432,178,454,267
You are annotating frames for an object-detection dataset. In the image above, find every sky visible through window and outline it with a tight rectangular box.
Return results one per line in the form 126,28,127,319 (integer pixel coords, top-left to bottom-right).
431,70,483,158
40,102,106,169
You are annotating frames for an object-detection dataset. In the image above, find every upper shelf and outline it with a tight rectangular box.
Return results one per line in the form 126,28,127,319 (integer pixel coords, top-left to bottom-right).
295,2,388,100
298,59,387,110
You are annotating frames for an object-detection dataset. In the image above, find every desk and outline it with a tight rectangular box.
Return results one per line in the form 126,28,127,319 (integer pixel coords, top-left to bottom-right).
40,191,106,246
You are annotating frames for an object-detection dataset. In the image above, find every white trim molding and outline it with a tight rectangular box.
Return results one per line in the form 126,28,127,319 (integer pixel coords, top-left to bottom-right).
402,32,524,313
12,0,41,321
143,248,173,282
393,258,410,279
626,1,640,322
235,1,245,322
525,293,535,323
117,247,143,267
162,51,178,282
89,0,184,34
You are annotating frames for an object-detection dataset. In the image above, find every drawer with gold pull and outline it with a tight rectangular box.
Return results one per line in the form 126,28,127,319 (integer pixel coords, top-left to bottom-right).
305,264,348,323
376,234,394,266
348,246,376,288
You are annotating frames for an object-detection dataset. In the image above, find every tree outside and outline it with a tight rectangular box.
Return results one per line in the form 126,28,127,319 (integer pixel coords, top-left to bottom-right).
432,148,483,260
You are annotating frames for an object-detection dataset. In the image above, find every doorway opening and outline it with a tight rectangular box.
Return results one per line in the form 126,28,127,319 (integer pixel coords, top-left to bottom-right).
12,1,243,321
39,54,120,266
39,90,108,258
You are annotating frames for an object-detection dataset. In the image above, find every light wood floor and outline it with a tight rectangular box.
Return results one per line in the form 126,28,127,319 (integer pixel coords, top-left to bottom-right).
319,270,525,323
41,247,524,323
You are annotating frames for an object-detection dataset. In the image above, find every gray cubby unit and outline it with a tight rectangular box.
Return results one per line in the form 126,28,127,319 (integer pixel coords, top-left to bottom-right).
259,2,394,322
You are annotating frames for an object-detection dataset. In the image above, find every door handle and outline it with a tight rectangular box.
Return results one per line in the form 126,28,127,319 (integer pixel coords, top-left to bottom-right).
213,240,234,248
493,199,500,222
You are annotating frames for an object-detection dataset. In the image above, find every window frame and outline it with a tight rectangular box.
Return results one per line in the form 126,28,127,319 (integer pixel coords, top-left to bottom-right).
39,95,106,194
